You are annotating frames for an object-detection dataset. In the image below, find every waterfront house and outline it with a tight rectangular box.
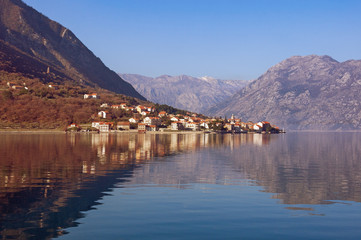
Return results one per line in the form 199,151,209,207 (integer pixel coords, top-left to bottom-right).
92,122,100,129
117,122,130,130
138,123,146,133
67,123,80,129
253,122,263,131
234,124,242,132
143,117,161,126
200,121,210,129
186,122,200,131
92,122,113,132
252,121,271,131
99,123,111,132
245,122,254,130
225,123,234,131
262,121,271,131
146,125,158,131
171,122,185,131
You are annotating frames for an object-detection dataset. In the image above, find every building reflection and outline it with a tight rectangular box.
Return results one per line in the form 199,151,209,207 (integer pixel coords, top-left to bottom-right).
0,133,260,239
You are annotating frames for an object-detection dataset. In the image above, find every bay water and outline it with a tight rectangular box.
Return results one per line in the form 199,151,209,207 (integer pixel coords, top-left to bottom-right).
1,132,361,239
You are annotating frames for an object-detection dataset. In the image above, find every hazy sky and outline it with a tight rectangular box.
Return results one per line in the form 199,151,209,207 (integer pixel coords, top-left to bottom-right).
23,0,361,80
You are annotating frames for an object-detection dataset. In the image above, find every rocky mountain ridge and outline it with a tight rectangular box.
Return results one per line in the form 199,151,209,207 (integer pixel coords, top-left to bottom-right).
207,55,361,130
120,73,248,113
0,0,145,100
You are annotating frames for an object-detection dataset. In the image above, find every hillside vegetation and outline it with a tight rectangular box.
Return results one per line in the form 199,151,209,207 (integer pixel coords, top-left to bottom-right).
0,71,146,129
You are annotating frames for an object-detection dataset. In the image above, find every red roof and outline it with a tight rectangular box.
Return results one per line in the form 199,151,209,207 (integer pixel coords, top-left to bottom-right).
93,121,112,125
118,122,129,125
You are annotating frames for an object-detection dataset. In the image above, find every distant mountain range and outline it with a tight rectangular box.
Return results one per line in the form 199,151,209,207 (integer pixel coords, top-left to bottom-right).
0,0,145,100
119,73,248,113
207,55,361,130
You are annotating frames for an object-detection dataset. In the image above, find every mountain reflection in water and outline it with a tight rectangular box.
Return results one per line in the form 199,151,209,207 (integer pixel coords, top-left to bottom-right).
0,132,361,239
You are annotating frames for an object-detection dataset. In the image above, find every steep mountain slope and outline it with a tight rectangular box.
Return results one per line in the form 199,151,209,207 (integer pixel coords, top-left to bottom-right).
120,73,247,113
0,0,145,100
207,55,361,130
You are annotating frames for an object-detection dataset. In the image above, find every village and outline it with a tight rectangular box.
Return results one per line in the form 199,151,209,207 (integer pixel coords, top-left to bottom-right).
67,92,283,134
3,81,283,133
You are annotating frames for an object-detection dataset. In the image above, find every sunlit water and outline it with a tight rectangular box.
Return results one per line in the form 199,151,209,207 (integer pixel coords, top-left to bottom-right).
1,132,361,239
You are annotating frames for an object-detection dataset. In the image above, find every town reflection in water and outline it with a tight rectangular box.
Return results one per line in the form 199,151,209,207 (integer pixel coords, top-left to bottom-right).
1,132,361,239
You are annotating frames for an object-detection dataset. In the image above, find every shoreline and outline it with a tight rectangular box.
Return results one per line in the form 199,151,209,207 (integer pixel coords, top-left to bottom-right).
1,129,361,134
0,129,283,135
0,129,64,134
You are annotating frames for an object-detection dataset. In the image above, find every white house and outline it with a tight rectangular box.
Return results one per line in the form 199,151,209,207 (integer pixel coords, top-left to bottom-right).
253,122,263,131
67,123,79,129
120,103,127,109
170,117,179,122
129,118,139,123
136,105,148,113
146,125,158,131
147,107,155,112
100,103,109,108
92,122,112,132
84,93,98,99
200,122,209,129
186,122,200,131
98,111,108,119
171,122,184,131
48,84,59,90
143,117,161,126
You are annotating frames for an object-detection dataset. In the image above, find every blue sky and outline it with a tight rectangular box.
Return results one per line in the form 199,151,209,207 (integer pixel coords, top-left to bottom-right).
23,0,361,80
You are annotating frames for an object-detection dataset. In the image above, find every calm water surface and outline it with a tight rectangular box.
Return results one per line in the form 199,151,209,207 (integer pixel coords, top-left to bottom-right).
1,132,361,239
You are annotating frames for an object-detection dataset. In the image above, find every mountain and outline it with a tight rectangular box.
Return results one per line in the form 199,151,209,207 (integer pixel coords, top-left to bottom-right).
120,73,248,113
0,0,145,100
207,55,361,130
